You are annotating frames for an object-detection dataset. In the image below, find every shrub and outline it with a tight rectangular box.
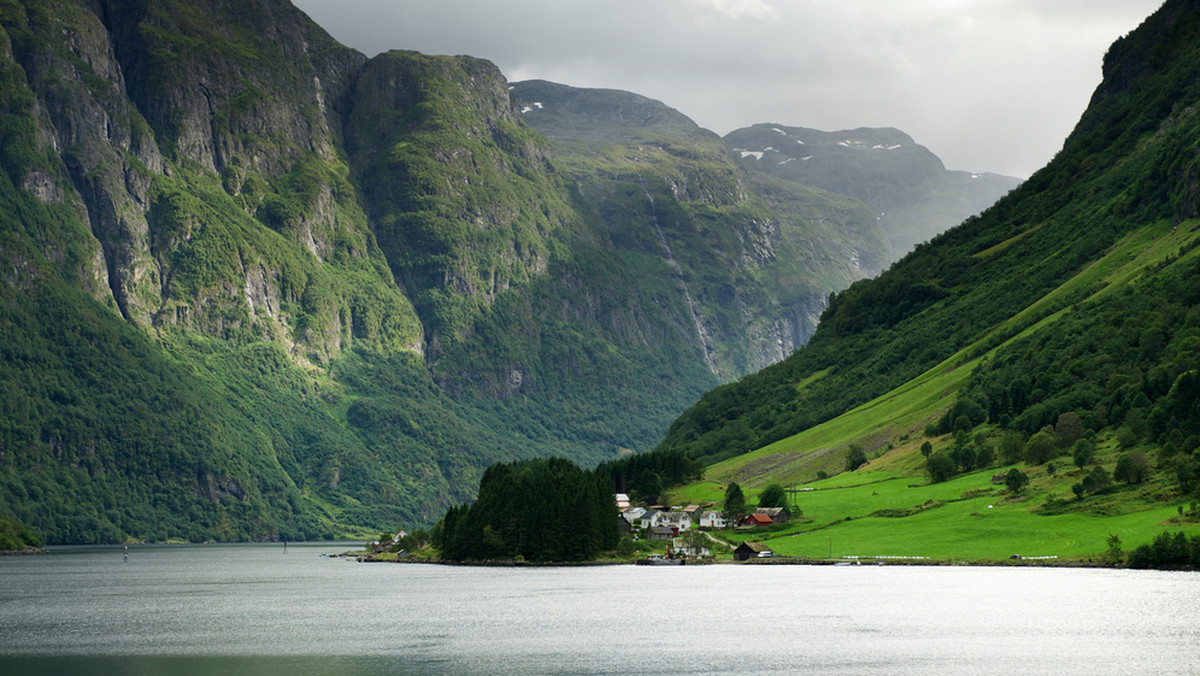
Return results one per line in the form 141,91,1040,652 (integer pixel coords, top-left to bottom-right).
1005,468,1030,493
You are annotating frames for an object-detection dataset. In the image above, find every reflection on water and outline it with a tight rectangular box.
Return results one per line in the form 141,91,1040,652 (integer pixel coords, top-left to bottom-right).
2,543,1200,674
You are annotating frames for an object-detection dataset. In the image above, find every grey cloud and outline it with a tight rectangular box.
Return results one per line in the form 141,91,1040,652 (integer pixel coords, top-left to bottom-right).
295,0,1164,178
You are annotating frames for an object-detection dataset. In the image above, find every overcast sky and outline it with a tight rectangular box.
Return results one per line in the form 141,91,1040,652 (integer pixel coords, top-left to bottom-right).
293,0,1165,179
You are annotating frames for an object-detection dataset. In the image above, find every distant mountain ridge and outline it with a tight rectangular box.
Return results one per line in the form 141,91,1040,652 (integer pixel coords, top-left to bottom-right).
510,79,705,143
0,0,1017,544
725,124,1022,256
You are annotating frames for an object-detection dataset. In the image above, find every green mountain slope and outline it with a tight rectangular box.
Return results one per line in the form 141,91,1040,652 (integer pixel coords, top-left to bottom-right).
0,0,1015,544
655,0,1200,555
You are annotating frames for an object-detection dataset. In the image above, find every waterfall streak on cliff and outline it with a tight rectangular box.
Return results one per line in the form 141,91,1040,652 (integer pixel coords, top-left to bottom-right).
642,187,718,376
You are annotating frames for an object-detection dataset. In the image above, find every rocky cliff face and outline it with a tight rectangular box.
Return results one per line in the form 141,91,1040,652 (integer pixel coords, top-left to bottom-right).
10,0,419,364
512,80,887,376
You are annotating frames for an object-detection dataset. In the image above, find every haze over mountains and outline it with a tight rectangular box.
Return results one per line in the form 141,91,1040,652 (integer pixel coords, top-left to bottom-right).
2,0,1015,544
724,124,1021,256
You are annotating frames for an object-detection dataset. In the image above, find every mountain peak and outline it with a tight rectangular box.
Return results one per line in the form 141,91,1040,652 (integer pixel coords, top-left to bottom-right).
725,123,1021,255
510,79,711,143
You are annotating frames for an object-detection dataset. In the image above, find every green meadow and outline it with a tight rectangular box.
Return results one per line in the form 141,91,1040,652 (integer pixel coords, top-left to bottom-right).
670,463,1199,562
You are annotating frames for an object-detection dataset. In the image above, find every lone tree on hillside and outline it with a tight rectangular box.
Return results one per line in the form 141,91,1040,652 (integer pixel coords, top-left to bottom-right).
1005,468,1030,493
1114,452,1149,484
1072,438,1096,469
724,482,746,519
845,446,868,471
758,483,788,511
926,452,956,483
1025,427,1058,465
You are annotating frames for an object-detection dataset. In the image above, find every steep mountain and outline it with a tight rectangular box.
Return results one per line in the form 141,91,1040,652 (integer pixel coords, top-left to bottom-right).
725,124,1022,257
655,0,1200,497
511,80,889,375
0,0,436,541
0,0,934,544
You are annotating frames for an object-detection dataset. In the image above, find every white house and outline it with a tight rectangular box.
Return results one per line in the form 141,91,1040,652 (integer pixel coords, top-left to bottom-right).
698,511,727,529
622,506,647,526
656,511,692,532
614,493,631,509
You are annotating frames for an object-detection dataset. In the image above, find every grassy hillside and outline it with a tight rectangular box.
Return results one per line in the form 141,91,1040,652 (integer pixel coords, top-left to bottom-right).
656,0,1200,560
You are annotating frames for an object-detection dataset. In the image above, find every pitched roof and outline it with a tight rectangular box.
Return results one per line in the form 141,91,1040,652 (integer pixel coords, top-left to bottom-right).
659,511,691,525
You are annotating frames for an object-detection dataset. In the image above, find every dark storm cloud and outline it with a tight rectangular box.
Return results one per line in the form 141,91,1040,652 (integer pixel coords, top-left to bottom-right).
294,0,1164,179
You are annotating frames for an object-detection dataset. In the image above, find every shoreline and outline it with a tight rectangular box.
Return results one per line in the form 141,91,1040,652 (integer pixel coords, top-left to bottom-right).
345,551,1122,569
0,546,48,556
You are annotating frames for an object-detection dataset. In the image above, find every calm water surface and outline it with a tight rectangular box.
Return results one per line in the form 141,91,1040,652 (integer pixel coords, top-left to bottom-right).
2,543,1199,674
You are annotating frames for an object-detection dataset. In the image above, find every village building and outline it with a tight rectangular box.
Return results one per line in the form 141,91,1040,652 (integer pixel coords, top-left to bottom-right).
740,513,774,528
733,542,774,561
657,511,692,533
617,518,632,538
754,507,788,524
639,508,662,531
621,506,647,526
647,526,676,541
671,538,712,558
614,493,631,509
698,511,728,529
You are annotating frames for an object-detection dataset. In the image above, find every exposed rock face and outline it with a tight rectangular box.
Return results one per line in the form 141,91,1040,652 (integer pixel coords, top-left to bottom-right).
346,53,565,361
512,80,889,376
7,0,422,361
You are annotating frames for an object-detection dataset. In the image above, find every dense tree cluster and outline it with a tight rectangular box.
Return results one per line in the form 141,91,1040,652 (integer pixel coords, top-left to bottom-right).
0,515,42,551
597,449,703,504
434,458,619,562
1128,530,1200,569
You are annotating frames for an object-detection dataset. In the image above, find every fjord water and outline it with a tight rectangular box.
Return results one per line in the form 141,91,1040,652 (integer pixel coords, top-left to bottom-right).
2,544,1199,675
